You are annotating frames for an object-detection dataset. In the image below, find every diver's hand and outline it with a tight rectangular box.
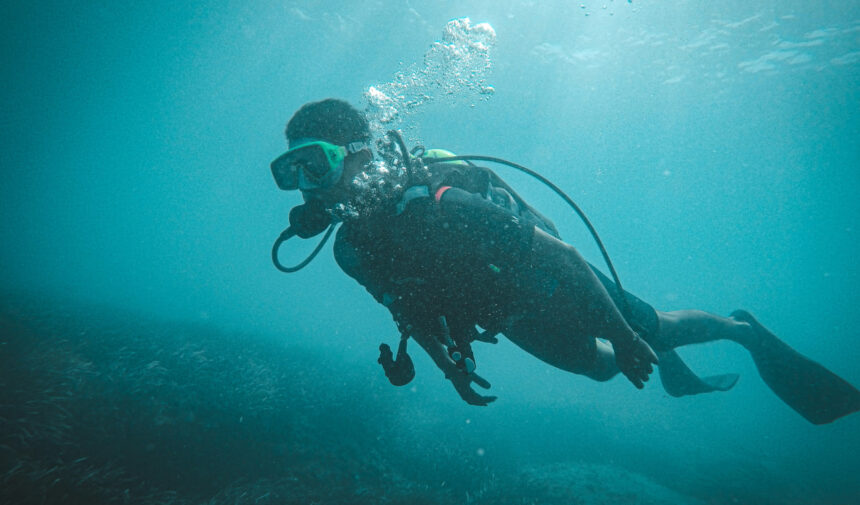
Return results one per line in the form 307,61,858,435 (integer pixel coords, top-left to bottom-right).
407,326,497,406
445,365,497,406
612,333,659,389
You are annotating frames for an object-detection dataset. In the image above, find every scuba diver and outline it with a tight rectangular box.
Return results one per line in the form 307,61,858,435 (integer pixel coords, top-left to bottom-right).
270,98,860,425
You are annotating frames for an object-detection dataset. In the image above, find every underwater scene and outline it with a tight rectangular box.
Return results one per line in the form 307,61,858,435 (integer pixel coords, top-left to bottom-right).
2,1,859,504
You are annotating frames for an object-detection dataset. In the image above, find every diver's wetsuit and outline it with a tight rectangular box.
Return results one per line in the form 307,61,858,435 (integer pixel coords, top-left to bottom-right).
590,266,659,340
333,161,659,351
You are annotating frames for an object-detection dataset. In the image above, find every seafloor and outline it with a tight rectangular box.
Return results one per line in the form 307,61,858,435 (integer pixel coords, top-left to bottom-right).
0,295,800,504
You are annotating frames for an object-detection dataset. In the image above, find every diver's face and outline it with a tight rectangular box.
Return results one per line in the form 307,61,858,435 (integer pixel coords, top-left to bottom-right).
341,150,373,185
303,150,372,205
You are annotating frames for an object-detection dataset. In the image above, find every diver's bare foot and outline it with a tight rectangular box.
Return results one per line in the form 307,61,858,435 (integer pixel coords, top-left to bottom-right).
730,310,764,349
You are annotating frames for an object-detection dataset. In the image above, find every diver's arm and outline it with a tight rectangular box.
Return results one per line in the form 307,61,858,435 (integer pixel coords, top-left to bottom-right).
335,226,496,402
333,227,391,305
389,298,496,406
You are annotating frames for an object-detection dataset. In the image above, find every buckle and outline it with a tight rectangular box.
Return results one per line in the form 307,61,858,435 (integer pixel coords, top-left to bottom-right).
345,141,368,154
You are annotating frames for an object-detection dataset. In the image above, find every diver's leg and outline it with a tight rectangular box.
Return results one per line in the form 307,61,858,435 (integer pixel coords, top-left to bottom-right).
654,310,755,351
433,192,655,385
499,228,655,386
586,340,622,382
502,315,621,382
659,309,860,423
525,229,644,349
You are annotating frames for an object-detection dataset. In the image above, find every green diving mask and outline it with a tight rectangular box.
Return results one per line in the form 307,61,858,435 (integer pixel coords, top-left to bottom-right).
271,139,369,191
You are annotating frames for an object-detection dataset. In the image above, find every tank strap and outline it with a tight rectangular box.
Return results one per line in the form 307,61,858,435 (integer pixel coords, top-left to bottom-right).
395,185,430,215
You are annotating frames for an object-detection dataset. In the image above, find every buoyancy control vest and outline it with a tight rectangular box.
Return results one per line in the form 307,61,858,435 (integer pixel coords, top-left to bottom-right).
334,150,551,340
396,148,560,238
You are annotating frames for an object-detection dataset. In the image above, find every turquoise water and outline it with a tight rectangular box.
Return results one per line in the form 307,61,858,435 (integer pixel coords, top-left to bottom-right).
2,1,858,503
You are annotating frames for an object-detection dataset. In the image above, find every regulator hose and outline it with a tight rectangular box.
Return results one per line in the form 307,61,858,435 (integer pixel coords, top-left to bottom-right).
271,224,336,273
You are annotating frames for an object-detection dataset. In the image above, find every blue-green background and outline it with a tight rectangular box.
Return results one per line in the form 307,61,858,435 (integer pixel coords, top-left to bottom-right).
2,1,858,503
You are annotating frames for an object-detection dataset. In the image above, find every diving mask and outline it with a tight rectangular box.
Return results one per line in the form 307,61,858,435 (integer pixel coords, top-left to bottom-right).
271,139,369,191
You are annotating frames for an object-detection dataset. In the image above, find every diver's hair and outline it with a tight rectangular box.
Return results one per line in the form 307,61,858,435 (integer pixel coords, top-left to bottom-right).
286,98,371,146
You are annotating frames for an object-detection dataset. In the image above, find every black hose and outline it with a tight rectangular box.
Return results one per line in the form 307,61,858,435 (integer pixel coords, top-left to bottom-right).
271,224,336,273
387,130,414,176
423,155,635,321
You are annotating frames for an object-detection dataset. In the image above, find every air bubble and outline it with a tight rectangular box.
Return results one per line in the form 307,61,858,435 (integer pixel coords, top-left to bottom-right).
363,18,497,138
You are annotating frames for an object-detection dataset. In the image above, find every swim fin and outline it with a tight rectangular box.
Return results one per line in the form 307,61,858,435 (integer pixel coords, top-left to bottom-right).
657,349,739,397
731,310,860,425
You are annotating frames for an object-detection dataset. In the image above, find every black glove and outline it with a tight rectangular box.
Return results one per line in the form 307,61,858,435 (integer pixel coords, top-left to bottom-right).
378,338,415,386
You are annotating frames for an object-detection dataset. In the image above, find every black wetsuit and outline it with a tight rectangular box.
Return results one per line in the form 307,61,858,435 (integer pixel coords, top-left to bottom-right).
332,161,659,347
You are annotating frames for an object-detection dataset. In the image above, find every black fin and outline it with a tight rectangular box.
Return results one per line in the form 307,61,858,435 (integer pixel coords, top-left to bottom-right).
658,349,739,397
732,310,860,425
